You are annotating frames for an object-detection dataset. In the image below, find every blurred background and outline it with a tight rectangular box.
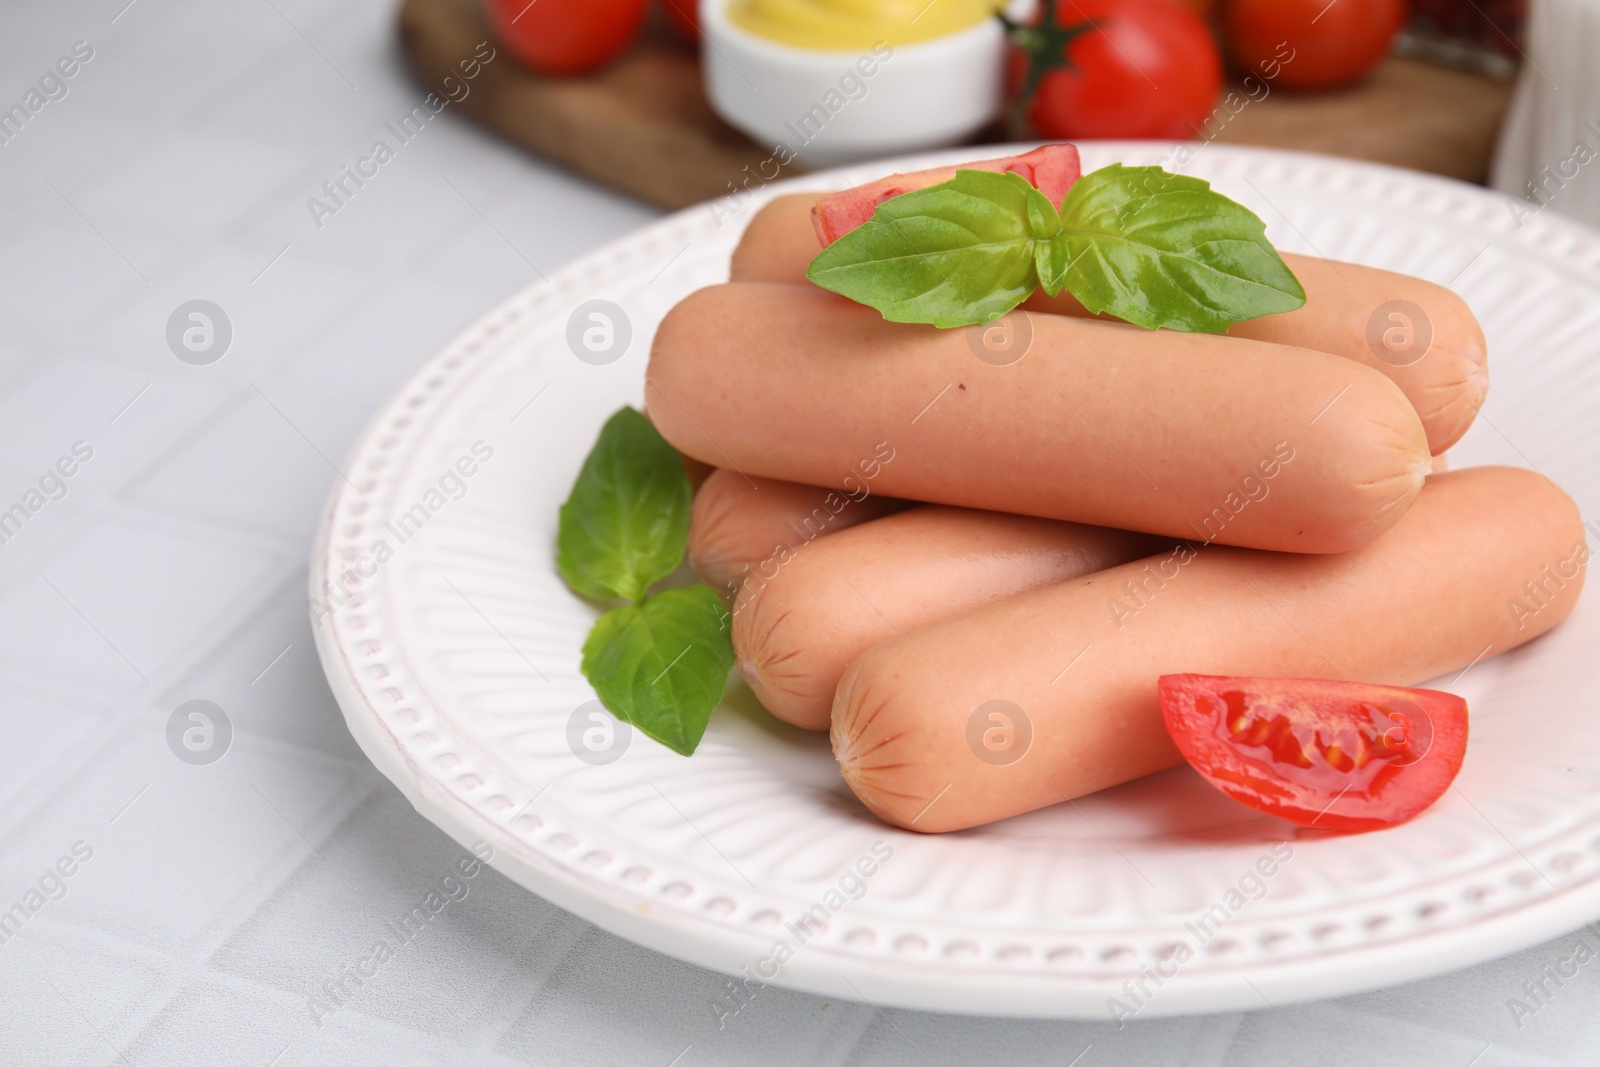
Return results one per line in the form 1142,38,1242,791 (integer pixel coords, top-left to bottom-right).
406,0,1566,212
2,0,1599,1064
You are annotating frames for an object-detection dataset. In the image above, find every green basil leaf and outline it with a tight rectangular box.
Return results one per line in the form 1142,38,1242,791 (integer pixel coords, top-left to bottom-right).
581,585,734,755
1036,231,1073,298
1024,184,1061,240
557,406,690,603
806,169,1043,328
1055,164,1306,333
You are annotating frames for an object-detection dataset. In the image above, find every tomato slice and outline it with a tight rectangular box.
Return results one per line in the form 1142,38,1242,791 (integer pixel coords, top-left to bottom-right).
1158,674,1468,832
810,144,1082,246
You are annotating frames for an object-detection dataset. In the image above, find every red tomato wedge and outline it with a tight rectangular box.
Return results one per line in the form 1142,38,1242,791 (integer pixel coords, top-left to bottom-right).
1159,674,1468,832
811,144,1082,246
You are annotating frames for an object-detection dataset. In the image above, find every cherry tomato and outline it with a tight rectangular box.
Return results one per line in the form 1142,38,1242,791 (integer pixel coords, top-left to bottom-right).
1159,674,1469,832
1011,0,1224,141
1222,0,1405,90
489,0,649,76
661,0,698,40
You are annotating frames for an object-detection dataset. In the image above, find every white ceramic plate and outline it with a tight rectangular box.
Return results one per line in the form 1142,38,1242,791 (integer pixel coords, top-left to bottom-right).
311,143,1600,1019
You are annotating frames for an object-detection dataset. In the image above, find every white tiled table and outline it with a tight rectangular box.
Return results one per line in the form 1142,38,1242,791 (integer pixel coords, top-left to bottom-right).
0,1,1595,1063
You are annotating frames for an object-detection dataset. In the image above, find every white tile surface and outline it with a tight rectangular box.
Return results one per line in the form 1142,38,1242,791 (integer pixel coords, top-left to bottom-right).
20,507,288,683
2,0,1595,1063
121,386,369,543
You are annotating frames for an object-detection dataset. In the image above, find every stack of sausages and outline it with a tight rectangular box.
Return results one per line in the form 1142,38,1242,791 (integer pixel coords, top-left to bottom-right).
644,189,1586,834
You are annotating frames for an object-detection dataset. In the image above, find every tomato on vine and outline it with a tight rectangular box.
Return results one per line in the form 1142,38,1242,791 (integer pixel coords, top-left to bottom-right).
1006,0,1224,141
662,0,698,41
489,0,649,76
1222,0,1405,90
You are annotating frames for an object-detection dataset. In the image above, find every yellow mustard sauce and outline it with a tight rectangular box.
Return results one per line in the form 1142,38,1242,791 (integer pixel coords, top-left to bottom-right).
727,0,1003,50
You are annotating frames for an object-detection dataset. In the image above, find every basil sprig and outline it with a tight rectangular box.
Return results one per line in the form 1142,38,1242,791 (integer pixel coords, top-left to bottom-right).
579,586,732,756
807,163,1306,333
557,406,690,602
804,170,1056,329
557,408,733,756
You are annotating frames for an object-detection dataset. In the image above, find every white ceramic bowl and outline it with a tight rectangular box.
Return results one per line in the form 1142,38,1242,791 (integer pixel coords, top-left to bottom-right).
701,1,1007,166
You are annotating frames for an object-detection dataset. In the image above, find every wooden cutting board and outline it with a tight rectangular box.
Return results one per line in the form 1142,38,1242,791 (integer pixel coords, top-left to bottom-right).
400,0,1516,211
